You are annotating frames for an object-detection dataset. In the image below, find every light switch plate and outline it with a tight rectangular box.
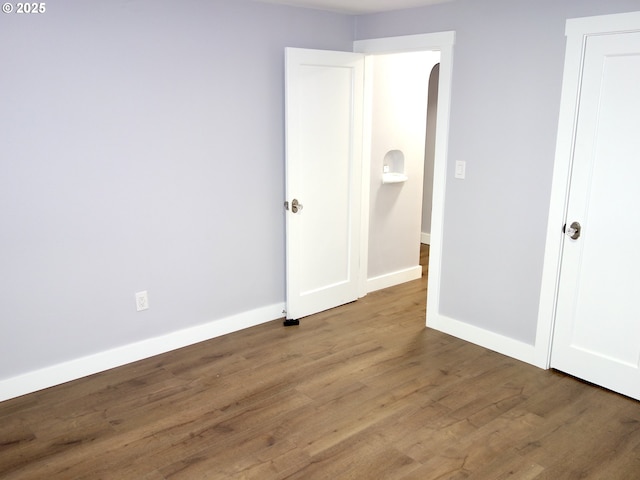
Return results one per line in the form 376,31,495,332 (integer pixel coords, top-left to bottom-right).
455,160,466,179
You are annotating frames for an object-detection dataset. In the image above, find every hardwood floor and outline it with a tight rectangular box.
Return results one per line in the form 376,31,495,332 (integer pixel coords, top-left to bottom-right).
1,245,639,479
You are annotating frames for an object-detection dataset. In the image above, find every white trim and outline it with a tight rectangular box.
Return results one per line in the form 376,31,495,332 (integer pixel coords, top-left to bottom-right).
430,314,537,366
565,10,640,36
535,10,640,370
0,303,285,402
354,32,456,54
424,38,454,334
358,55,374,299
421,232,431,245
367,265,422,293
353,31,455,335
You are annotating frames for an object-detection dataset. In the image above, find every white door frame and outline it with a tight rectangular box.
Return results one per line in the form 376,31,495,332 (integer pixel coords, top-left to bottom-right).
534,11,640,369
353,32,456,328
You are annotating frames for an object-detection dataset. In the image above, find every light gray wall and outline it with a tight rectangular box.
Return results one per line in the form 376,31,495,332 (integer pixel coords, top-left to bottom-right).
356,0,640,344
0,0,354,380
368,52,434,279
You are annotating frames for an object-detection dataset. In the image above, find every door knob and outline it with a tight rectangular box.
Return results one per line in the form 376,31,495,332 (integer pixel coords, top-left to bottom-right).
565,221,581,240
291,198,303,214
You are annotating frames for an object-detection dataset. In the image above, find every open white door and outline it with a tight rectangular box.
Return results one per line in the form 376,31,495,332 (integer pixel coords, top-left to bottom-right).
284,48,364,322
549,16,640,400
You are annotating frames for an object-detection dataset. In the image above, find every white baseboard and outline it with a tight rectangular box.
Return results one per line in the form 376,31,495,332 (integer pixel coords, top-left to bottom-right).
421,232,431,245
367,265,422,293
0,303,285,402
427,313,537,367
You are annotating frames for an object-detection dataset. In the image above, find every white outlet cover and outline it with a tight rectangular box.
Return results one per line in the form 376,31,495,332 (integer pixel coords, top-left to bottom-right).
135,291,149,311
454,160,466,179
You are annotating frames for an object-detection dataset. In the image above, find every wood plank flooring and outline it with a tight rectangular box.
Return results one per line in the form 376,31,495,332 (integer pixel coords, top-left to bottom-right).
1,245,639,479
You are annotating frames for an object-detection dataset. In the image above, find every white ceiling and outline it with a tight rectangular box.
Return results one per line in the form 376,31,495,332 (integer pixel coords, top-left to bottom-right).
253,0,455,15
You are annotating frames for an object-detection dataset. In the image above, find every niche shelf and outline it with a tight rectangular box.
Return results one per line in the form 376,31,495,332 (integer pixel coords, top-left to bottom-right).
382,149,408,184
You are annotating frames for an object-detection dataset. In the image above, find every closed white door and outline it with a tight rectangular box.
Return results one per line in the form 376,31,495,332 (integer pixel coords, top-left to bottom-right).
551,29,640,400
284,48,364,321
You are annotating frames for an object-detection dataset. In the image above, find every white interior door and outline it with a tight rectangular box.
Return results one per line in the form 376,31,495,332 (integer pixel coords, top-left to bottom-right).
550,29,640,400
284,48,364,321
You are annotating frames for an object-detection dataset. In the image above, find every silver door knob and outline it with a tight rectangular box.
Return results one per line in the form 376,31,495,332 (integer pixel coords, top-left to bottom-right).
291,198,303,213
565,221,581,240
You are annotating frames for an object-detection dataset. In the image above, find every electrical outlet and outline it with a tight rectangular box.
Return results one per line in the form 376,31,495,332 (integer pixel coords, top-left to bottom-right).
135,291,149,311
